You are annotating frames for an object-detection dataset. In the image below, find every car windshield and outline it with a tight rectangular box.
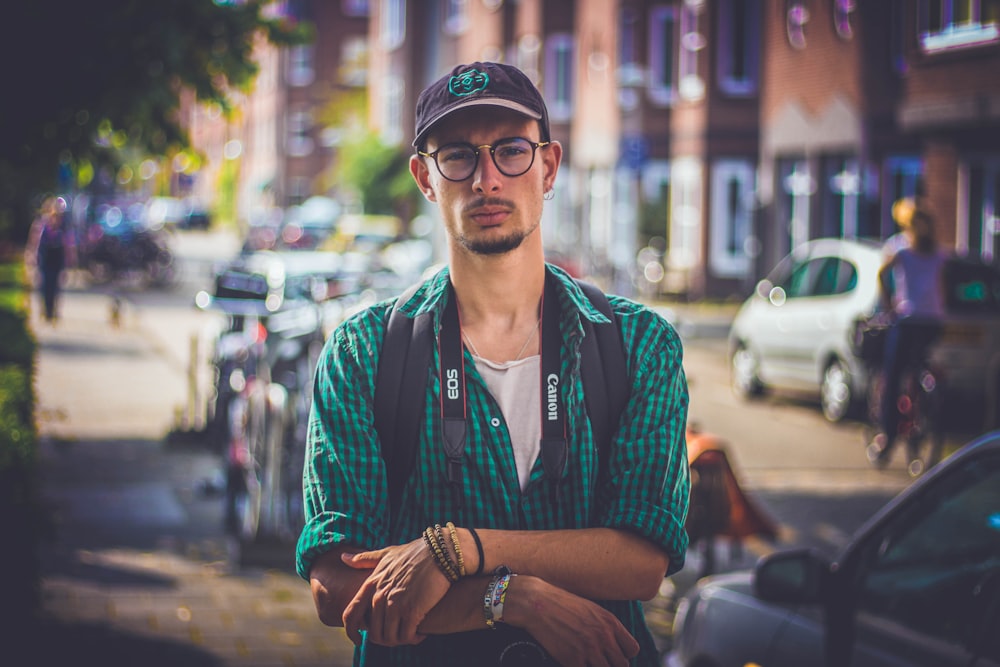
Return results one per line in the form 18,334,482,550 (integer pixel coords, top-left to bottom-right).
857,451,1000,647
873,453,1000,568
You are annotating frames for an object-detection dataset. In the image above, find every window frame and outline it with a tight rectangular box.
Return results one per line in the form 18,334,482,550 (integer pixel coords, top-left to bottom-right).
544,34,575,122
287,44,315,87
717,0,760,97
709,159,755,278
648,5,679,106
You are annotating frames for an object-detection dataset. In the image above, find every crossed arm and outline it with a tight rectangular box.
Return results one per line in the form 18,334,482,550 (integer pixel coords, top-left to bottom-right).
309,526,669,666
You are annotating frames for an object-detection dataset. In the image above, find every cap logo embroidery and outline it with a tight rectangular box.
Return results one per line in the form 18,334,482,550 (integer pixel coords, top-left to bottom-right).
448,69,489,97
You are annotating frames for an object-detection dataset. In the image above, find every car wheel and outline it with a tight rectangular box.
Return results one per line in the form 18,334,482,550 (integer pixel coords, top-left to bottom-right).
821,358,854,423
731,344,764,399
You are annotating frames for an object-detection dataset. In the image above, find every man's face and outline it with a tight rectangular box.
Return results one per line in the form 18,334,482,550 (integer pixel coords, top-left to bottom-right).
411,107,560,257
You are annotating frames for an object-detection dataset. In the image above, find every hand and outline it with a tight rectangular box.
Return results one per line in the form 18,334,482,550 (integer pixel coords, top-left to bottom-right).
504,576,640,667
340,537,452,647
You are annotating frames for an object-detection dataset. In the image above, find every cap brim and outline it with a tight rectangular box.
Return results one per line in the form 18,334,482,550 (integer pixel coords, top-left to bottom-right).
413,98,543,147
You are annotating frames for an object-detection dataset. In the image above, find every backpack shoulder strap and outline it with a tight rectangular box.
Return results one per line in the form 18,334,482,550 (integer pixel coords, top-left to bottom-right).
373,282,434,517
575,280,629,465
374,278,630,517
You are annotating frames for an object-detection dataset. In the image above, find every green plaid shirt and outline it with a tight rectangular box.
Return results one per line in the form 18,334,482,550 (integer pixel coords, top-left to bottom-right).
296,265,689,666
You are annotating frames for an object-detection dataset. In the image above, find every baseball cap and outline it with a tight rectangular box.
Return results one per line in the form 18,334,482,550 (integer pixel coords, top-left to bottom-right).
412,62,551,148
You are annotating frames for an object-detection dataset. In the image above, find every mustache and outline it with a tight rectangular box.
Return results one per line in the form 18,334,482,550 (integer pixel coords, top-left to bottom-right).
463,197,516,214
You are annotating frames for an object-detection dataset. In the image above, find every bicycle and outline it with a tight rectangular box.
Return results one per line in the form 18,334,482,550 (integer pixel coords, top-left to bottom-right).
855,316,947,477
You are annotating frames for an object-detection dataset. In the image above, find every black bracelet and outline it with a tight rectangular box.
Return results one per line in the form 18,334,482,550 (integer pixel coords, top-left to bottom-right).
468,527,486,576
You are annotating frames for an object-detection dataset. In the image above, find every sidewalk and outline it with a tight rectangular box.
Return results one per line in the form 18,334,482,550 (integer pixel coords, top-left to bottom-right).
31,284,358,666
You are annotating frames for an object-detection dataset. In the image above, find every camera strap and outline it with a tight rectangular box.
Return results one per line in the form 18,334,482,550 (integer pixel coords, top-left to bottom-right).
438,274,568,512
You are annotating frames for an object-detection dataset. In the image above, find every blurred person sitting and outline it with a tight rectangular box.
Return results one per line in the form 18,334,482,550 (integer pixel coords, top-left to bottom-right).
868,205,948,473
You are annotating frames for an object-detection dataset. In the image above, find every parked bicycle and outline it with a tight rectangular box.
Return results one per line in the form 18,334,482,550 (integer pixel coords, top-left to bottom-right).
854,315,947,476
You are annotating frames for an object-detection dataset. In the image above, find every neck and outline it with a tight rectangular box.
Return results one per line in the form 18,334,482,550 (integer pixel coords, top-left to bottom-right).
448,249,547,363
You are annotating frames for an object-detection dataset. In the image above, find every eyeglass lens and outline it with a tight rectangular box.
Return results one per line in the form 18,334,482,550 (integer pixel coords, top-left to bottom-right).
434,138,540,181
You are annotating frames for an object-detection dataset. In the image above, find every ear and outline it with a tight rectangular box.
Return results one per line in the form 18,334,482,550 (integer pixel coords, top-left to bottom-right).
410,154,437,203
541,141,563,194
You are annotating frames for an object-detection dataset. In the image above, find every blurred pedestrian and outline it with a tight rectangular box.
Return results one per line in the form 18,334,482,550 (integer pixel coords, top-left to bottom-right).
869,205,948,474
297,61,690,666
25,196,76,323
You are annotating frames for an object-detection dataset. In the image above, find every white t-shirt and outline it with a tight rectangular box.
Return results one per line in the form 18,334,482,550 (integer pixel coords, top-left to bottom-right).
890,247,947,319
471,354,541,491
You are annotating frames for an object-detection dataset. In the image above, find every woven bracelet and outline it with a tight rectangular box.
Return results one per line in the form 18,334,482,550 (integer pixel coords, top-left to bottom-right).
467,526,485,576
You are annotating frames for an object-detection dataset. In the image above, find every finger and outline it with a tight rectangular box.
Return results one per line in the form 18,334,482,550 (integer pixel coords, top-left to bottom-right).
342,580,376,645
341,596,365,645
614,627,640,660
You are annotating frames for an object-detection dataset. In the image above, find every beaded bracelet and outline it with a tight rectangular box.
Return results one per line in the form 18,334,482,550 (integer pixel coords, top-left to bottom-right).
423,526,460,582
445,522,466,577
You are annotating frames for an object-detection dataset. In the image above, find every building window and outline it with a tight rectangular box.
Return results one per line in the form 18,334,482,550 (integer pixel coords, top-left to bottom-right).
710,159,755,278
381,0,406,50
640,159,671,242
718,0,760,96
919,0,1000,53
786,0,810,49
545,34,574,122
287,45,314,87
341,0,369,16
617,8,643,109
778,158,815,252
648,6,678,106
965,158,1000,261
286,109,314,157
821,156,861,238
443,0,468,35
833,0,856,39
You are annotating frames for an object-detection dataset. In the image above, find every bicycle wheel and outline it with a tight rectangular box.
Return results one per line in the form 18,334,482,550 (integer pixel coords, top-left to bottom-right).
917,366,946,471
863,372,889,468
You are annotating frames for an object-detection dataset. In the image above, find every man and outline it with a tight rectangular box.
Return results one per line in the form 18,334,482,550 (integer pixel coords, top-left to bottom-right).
296,61,689,666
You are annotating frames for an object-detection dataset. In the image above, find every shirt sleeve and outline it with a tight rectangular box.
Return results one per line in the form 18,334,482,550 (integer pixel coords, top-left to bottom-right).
596,304,690,576
295,307,392,580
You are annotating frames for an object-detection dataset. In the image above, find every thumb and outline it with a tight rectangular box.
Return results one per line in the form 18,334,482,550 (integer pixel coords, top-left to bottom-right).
341,549,382,569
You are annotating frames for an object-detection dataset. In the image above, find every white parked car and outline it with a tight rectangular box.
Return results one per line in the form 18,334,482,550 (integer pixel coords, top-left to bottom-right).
728,237,1000,425
728,238,881,422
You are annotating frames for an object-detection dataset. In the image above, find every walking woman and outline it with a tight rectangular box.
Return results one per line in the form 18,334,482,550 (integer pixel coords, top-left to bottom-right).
26,196,76,323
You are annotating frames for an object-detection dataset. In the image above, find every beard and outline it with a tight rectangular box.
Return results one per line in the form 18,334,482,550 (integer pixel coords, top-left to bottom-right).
458,227,532,255
457,197,539,256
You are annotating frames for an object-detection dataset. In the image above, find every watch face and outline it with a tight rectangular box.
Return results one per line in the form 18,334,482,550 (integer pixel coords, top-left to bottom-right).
786,0,809,50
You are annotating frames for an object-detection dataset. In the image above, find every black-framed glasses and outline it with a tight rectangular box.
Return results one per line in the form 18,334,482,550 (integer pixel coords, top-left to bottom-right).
418,137,550,182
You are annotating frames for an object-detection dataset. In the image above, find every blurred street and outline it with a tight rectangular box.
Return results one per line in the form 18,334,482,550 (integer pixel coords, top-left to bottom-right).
28,227,952,665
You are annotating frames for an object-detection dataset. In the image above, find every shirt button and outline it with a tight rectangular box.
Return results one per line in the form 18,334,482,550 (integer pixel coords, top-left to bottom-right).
490,417,501,427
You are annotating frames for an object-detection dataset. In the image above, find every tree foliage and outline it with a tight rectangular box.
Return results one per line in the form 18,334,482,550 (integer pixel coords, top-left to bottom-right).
0,0,310,246
336,130,421,221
